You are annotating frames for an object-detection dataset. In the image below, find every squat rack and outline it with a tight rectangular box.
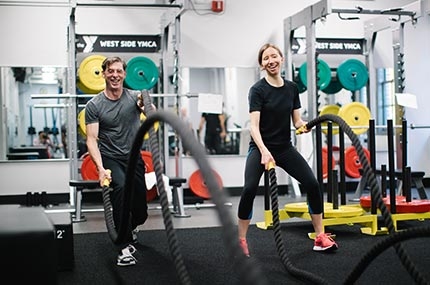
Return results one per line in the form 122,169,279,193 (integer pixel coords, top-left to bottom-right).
64,1,186,215
282,0,419,191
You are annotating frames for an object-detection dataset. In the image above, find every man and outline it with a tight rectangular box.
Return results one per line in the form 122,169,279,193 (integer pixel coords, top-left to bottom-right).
198,112,227,154
85,56,149,266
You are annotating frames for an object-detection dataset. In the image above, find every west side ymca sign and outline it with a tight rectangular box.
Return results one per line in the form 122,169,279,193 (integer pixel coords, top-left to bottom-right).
76,35,161,53
292,38,364,55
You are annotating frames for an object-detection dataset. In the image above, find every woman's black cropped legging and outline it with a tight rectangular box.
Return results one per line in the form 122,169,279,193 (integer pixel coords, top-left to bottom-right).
238,145,322,220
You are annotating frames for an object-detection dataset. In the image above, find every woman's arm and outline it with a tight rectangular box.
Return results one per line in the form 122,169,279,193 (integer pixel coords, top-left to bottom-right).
249,111,274,167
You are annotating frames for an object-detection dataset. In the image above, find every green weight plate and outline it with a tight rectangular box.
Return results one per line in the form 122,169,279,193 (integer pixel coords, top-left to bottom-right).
293,76,307,93
298,59,331,90
125,56,159,90
337,59,369,91
323,76,343,94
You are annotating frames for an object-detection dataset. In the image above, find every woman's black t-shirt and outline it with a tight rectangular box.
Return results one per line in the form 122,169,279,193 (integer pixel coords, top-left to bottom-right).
248,78,301,149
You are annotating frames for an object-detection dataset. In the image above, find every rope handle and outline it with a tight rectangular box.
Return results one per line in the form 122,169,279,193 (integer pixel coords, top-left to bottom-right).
295,124,309,135
103,169,111,187
267,161,276,170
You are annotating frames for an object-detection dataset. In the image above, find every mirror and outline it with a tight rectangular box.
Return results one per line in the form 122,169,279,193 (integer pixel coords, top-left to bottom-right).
0,66,68,161
0,65,259,160
178,67,259,156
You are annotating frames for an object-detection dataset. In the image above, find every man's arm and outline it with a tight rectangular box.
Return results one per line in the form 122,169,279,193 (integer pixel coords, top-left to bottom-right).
218,114,227,138
86,122,110,186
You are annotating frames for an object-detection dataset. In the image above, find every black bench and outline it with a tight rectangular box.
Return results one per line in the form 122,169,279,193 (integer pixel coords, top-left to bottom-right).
169,177,191,218
69,180,101,222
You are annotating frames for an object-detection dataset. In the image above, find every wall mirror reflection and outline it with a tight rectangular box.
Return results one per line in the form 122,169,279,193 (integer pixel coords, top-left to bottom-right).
0,66,68,161
0,66,259,160
177,67,259,156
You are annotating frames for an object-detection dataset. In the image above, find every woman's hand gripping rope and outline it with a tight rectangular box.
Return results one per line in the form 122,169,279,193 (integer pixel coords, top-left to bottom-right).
296,124,310,135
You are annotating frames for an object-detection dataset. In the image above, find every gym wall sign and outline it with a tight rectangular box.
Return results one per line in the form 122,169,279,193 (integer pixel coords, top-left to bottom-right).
292,38,364,55
76,35,161,53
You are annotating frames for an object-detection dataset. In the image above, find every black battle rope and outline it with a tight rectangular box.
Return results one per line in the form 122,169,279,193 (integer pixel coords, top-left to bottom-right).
142,90,190,284
140,91,267,285
267,162,329,285
275,113,429,285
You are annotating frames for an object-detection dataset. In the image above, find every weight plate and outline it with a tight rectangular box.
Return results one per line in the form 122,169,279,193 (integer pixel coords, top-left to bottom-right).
125,56,159,90
337,59,369,91
77,80,97,95
293,74,307,93
298,59,331,90
81,154,98,180
344,146,370,178
78,55,106,93
78,108,87,138
337,102,371,135
321,146,336,179
189,169,223,199
360,195,430,213
141,150,157,201
80,151,157,201
323,76,343,94
319,104,340,135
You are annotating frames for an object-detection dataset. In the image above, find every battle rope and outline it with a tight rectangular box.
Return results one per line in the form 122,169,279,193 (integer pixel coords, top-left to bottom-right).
265,113,430,284
267,162,329,285
142,90,190,284
137,90,267,284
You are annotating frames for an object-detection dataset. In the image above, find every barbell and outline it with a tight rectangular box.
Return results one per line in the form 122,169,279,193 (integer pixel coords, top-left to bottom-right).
77,108,159,140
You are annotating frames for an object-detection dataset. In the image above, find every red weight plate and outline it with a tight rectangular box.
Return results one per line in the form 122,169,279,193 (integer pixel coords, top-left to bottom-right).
360,195,430,213
359,195,389,209
322,147,336,179
385,196,430,213
189,170,223,199
80,151,157,201
141,150,157,201
81,154,99,180
344,146,370,178
141,150,154,172
359,195,371,209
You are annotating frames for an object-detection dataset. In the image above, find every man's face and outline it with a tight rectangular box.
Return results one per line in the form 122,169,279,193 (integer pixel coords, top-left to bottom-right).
103,61,126,91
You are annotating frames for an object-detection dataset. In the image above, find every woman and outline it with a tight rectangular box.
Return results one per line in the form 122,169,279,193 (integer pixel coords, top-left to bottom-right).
237,43,338,257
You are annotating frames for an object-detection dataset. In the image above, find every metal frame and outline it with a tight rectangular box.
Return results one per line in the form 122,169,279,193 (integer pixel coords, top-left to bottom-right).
283,0,420,197
65,1,188,216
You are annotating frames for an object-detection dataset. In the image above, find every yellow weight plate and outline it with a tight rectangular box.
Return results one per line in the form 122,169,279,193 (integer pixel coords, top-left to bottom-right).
284,202,308,212
140,113,159,140
77,80,97,95
337,102,371,135
78,55,106,93
319,104,340,135
285,202,364,218
324,204,365,218
78,108,86,138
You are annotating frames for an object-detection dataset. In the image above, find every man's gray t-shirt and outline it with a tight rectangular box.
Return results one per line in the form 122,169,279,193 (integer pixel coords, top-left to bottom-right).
85,88,141,160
